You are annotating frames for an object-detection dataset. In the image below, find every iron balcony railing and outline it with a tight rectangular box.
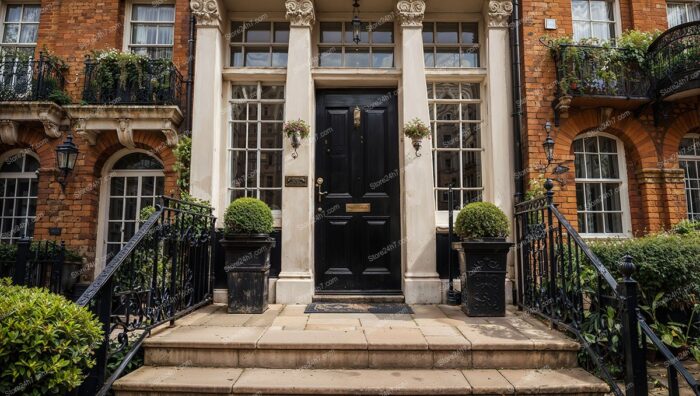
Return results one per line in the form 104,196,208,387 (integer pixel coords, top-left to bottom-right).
648,20,700,99
82,57,185,108
75,196,215,396
514,188,699,396
0,52,66,102
553,44,650,99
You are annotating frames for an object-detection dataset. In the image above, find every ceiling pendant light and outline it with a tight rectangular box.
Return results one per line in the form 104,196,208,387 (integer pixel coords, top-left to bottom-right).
351,0,362,44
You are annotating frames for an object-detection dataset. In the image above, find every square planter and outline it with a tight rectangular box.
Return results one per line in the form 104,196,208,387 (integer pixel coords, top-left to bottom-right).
220,234,276,314
459,239,513,317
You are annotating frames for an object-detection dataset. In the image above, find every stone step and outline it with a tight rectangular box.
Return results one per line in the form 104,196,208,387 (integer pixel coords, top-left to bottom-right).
142,325,580,369
113,367,610,395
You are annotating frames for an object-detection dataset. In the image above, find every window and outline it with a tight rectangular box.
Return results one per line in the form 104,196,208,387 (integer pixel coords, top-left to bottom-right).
1,4,40,55
667,2,700,27
128,4,175,59
230,21,289,67
105,153,164,258
0,151,38,242
229,83,284,210
573,134,630,235
428,82,483,210
679,134,700,220
572,0,617,41
422,22,479,68
317,22,394,68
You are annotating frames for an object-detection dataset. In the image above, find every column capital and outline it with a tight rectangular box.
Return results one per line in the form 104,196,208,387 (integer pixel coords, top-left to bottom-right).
487,0,513,28
285,0,315,27
396,0,426,27
190,0,221,27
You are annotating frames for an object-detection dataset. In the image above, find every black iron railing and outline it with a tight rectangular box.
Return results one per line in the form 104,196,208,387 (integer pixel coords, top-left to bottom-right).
75,196,215,396
514,188,700,396
0,52,66,102
82,57,185,107
648,20,700,99
553,44,650,99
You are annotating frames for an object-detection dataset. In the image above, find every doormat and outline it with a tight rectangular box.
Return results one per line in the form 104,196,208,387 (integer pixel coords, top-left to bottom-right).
304,303,414,314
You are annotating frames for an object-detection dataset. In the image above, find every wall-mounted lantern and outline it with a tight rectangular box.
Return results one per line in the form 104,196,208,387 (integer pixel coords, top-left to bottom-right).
55,132,79,190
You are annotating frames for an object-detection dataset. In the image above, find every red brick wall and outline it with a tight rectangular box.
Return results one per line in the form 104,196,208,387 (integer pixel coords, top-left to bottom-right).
519,0,694,234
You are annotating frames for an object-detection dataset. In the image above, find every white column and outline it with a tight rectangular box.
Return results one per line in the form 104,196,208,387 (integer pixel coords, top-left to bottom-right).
188,0,224,215
276,0,316,304
485,0,515,302
397,0,441,304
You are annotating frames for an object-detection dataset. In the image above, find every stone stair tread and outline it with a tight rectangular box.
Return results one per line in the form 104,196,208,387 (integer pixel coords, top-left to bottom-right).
114,367,610,395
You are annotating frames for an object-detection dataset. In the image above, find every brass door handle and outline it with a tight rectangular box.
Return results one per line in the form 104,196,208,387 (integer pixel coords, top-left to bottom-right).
316,177,328,203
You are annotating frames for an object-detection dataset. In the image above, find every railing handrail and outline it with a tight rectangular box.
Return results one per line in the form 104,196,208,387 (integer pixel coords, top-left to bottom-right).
648,20,700,55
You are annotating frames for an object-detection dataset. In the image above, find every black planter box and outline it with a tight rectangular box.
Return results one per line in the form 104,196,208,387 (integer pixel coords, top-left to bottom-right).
220,234,276,314
459,239,513,317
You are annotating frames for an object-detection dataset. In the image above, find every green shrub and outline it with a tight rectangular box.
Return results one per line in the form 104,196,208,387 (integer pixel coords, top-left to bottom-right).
589,232,700,309
455,202,510,239
173,136,191,192
0,242,82,266
671,219,700,235
0,278,103,394
224,198,273,235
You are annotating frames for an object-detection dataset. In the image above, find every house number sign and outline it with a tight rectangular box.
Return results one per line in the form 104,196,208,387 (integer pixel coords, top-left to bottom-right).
285,176,308,187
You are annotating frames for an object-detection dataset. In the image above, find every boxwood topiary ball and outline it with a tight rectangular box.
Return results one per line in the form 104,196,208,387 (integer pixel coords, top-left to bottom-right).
224,197,274,235
455,202,510,239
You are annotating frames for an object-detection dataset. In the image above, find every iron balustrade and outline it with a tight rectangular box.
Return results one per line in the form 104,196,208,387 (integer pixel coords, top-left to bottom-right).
82,57,185,107
514,190,700,396
3,238,74,297
553,44,650,99
75,196,216,396
0,52,66,102
648,20,700,99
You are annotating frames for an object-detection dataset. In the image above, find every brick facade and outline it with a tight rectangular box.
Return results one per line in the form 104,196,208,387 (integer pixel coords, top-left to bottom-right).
519,0,697,234
0,0,191,279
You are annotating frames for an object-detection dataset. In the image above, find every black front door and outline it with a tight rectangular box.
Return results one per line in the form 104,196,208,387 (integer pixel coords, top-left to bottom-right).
315,90,401,294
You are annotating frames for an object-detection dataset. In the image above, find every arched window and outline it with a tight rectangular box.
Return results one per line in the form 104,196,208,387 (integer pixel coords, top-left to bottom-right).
679,133,700,220
573,134,631,236
103,152,164,259
0,151,39,242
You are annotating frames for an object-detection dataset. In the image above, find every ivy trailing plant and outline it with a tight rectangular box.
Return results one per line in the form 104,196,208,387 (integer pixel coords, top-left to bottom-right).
173,135,191,192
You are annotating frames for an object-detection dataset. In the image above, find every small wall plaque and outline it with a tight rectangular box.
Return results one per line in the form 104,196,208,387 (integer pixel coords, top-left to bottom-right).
285,176,308,187
346,203,371,213
49,227,62,236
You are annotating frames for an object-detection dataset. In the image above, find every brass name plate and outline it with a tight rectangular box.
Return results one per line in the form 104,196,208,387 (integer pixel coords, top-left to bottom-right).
346,203,371,213
285,176,308,187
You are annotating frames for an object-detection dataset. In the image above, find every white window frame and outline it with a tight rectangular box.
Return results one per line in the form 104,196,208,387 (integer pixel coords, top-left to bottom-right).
573,132,632,238
315,20,396,68
122,1,176,59
227,82,284,217
0,2,41,54
679,133,700,220
428,81,485,226
571,0,622,42
0,149,39,243
666,1,700,27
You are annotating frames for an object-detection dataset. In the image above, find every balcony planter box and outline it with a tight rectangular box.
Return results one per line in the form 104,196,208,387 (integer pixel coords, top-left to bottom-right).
221,234,275,314
459,238,513,317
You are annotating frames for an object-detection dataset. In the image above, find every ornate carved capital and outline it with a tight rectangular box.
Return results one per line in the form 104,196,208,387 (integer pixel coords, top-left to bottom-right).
285,0,315,27
117,118,135,149
0,120,18,145
190,0,220,26
396,0,426,27
488,0,513,28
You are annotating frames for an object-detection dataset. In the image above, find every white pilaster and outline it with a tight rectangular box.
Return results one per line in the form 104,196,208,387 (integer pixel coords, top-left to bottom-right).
485,0,516,295
189,0,225,216
397,0,441,304
276,0,316,304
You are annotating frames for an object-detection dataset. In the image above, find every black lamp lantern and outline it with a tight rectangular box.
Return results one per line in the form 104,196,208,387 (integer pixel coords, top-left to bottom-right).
543,121,555,165
55,132,79,190
351,0,362,44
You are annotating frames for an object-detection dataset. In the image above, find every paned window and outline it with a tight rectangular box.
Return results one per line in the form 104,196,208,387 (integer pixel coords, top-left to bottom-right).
0,152,38,242
230,21,290,67
128,4,176,59
422,22,479,68
667,2,700,27
680,134,700,220
1,4,40,55
317,22,394,68
572,0,617,41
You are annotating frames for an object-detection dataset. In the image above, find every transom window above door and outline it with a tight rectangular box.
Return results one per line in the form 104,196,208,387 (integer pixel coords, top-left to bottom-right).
422,22,480,68
317,22,394,68
128,4,175,59
571,0,618,42
1,3,40,56
667,1,700,27
230,21,290,67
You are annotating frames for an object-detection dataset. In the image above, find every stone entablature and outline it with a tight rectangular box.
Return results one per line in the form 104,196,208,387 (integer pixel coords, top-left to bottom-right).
0,102,65,145
64,105,182,149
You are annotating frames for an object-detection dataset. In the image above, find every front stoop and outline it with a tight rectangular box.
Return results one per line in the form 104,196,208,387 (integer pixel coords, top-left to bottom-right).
113,304,610,395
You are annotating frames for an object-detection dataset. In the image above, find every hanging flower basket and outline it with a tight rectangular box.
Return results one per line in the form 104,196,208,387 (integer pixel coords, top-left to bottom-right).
403,118,431,157
283,119,310,159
